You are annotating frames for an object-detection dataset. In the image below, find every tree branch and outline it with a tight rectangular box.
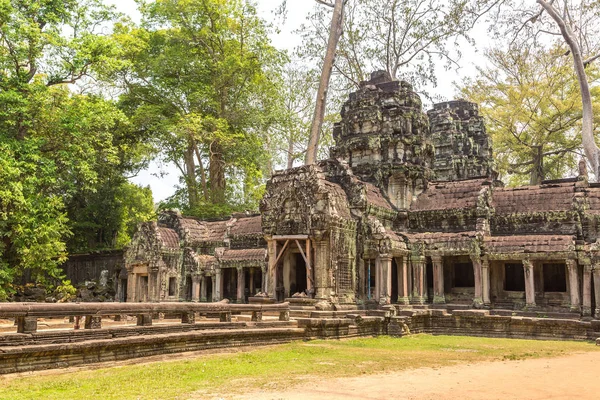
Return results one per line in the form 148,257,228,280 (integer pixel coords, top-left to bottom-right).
315,0,334,8
584,53,600,68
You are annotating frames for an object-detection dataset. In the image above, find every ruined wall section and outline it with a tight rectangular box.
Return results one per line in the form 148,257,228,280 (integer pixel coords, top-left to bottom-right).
428,100,494,182
330,71,434,210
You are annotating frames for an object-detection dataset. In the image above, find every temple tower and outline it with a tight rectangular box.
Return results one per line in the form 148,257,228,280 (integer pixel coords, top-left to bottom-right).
330,71,434,209
427,100,494,181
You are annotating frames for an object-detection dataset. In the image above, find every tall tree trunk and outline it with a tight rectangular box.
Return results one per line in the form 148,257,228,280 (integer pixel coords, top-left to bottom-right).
287,131,295,169
209,141,226,204
530,146,544,185
184,141,199,208
537,0,599,180
305,0,345,165
193,143,209,201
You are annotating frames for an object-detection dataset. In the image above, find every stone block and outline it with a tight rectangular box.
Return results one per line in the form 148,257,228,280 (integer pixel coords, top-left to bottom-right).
16,317,37,334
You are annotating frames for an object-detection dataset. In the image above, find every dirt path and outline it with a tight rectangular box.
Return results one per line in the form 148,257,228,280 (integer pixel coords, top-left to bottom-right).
236,352,600,400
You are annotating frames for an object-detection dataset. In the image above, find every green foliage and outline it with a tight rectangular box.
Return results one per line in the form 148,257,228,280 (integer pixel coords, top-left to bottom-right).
114,0,288,213
460,44,600,185
0,1,153,297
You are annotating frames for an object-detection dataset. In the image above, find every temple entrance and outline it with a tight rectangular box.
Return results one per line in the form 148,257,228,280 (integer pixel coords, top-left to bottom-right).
270,236,314,302
205,276,213,302
244,267,262,297
137,275,148,302
276,252,308,300
391,258,398,302
222,268,238,301
444,256,474,303
185,276,193,301
426,257,434,303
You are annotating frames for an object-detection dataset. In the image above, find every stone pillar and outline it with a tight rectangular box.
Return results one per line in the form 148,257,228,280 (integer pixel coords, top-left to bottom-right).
126,266,135,302
377,255,392,305
523,259,536,308
482,258,491,305
212,274,219,302
249,268,255,296
200,276,207,302
471,255,483,308
411,256,425,304
313,236,329,300
566,259,581,313
237,267,245,303
215,269,224,301
396,256,410,304
261,267,267,293
266,239,277,299
148,266,159,302
374,257,381,301
431,255,445,304
593,265,600,318
582,263,593,317
191,276,200,302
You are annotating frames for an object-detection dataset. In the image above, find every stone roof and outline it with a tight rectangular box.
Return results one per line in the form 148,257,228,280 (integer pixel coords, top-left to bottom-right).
202,220,228,242
364,182,393,210
404,231,479,242
220,248,267,262
484,235,575,253
411,178,488,211
492,182,574,214
156,227,180,249
230,215,262,236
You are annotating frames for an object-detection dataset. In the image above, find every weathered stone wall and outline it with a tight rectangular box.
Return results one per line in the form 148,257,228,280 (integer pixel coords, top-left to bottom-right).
428,100,494,182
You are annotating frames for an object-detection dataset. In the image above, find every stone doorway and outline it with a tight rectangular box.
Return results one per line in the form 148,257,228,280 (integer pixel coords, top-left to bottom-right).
222,268,238,301
270,236,314,302
137,275,148,302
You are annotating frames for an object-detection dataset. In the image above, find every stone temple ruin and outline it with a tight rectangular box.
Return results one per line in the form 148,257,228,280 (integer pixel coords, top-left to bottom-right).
125,71,600,319
5,71,600,374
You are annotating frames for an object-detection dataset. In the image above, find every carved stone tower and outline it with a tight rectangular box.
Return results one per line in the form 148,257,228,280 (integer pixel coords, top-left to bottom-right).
330,71,434,209
427,100,494,181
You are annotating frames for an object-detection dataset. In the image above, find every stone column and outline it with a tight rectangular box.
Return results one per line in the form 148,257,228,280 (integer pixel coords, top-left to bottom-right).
582,263,593,317
593,265,600,318
212,273,220,302
411,256,425,304
191,276,200,302
266,239,277,299
313,236,330,300
566,259,581,313
200,276,207,302
523,259,536,308
377,255,392,305
396,256,410,305
261,267,267,293
148,265,159,302
237,267,245,303
374,257,381,301
126,266,135,302
482,258,491,305
471,256,483,308
431,255,445,304
249,268,255,296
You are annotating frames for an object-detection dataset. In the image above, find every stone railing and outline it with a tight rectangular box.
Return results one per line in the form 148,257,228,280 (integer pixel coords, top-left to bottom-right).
0,301,290,333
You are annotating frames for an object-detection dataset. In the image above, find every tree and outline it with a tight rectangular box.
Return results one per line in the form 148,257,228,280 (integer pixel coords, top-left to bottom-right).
115,0,286,215
460,44,599,186
305,0,346,165
482,0,600,179
0,1,152,298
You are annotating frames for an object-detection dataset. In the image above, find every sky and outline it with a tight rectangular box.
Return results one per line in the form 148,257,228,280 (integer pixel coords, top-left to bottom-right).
107,0,486,202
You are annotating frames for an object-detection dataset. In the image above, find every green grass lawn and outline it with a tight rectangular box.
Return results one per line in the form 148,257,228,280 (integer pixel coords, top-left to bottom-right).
1,335,598,400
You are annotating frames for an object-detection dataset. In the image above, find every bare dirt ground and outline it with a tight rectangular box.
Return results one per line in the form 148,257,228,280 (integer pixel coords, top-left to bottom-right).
233,352,600,400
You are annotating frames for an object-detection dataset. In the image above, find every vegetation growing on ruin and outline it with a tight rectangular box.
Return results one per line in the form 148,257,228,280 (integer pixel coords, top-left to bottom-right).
0,335,598,400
